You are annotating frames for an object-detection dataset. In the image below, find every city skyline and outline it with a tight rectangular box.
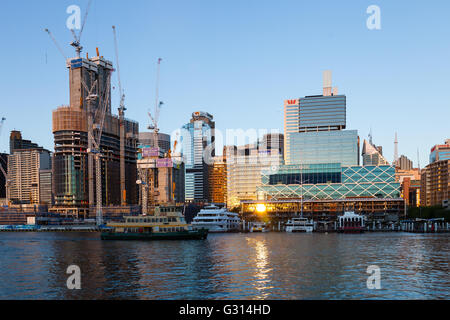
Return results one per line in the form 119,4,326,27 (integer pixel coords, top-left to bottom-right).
1,0,450,168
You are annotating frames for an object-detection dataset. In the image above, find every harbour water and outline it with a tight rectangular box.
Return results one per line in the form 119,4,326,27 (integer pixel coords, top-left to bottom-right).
0,232,448,300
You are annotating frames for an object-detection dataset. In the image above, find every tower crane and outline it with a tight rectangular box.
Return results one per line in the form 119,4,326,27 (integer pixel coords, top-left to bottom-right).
0,117,9,205
81,80,98,213
45,0,93,62
69,0,93,58
112,25,127,206
0,117,5,137
139,59,164,215
148,58,163,149
44,29,67,61
87,71,112,226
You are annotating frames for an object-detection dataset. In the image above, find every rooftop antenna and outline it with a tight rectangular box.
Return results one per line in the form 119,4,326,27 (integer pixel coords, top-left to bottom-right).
417,148,421,170
368,128,373,145
394,132,399,166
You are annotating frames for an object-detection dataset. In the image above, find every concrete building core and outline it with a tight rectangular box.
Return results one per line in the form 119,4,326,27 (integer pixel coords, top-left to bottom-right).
52,55,139,217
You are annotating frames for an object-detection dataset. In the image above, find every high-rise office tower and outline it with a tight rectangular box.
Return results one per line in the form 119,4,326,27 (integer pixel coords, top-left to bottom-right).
181,112,215,202
52,53,139,217
138,132,171,154
10,131,44,154
429,139,450,163
362,139,389,166
290,130,359,167
259,133,284,157
208,155,227,205
226,144,283,208
7,148,52,205
284,71,347,164
397,155,413,170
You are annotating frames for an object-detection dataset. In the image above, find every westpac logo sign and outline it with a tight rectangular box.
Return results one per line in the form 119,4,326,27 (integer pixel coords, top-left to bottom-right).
285,99,299,106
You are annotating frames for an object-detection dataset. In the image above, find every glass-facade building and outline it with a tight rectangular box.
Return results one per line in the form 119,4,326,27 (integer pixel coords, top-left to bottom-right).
298,95,346,132
430,141,450,163
181,112,215,202
284,95,347,164
226,150,283,208
289,130,359,167
258,163,400,200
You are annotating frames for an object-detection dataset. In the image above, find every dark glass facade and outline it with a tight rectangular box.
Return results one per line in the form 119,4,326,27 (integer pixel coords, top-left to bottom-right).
299,95,346,132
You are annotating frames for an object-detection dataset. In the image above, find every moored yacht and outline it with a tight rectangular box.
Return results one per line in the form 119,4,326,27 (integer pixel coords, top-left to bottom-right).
191,205,241,233
285,217,314,233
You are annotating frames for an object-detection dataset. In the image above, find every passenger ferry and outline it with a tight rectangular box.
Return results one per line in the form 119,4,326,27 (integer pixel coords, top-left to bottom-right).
285,217,314,233
250,222,270,233
191,205,241,233
101,205,208,240
338,212,365,234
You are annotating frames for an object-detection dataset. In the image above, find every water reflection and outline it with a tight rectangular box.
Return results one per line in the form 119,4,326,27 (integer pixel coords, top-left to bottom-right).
246,237,272,299
0,232,448,300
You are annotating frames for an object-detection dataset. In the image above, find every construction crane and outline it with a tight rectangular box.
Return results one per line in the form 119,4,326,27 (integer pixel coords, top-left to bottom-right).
44,29,68,61
87,71,112,226
148,58,163,149
81,80,98,213
138,58,164,215
69,0,93,58
0,117,9,205
45,0,93,61
0,117,5,137
112,25,127,206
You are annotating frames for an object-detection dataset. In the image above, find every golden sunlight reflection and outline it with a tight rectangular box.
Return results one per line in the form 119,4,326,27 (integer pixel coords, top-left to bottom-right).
246,237,273,298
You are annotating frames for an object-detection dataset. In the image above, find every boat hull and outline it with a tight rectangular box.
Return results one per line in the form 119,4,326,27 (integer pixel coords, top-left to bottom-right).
101,229,208,241
338,227,365,234
286,227,314,233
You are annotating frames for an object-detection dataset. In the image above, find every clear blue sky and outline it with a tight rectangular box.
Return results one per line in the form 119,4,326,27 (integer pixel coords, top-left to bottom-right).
0,0,449,167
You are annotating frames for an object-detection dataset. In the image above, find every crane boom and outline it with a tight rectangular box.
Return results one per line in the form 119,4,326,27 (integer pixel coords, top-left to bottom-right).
87,70,111,226
112,25,127,206
82,79,98,214
44,29,67,61
0,117,9,204
0,117,5,137
69,0,94,57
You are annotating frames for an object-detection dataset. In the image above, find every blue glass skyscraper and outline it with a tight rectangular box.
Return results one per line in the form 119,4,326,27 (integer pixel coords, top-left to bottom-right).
181,112,215,202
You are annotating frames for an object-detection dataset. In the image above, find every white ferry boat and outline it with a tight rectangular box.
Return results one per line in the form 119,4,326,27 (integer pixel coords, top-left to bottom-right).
250,222,270,233
191,205,241,233
285,217,314,233
338,212,365,233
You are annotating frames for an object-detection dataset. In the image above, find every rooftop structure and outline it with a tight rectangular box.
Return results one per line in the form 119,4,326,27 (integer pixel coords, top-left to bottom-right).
430,139,450,164
284,71,346,164
362,139,390,166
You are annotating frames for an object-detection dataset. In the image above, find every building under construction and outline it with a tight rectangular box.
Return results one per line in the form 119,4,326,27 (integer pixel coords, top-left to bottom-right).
51,53,139,217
